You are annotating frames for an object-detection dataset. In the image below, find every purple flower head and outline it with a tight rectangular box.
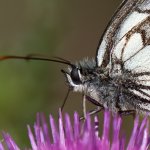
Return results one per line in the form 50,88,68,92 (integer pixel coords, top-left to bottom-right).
1,110,150,150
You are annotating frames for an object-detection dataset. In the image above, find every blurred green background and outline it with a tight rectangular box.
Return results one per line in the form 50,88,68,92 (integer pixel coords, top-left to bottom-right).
0,0,135,148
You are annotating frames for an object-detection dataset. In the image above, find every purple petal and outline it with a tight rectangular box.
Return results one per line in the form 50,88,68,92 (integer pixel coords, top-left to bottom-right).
49,114,59,144
101,110,111,149
0,142,4,150
127,116,139,150
58,110,65,148
41,113,51,146
136,116,148,147
27,125,37,150
111,114,122,150
2,132,19,150
94,116,99,137
1,110,150,150
74,112,80,140
140,120,149,150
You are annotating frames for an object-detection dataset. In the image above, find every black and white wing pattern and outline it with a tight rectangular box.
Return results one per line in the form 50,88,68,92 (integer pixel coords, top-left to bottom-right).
97,0,150,67
97,0,150,111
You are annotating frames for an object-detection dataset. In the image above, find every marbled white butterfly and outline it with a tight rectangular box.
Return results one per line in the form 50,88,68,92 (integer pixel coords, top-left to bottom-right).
0,0,150,118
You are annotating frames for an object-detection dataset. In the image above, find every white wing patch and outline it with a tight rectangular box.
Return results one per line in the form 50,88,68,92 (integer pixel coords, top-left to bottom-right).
97,35,107,66
117,11,149,40
139,103,150,111
110,32,146,75
124,45,150,72
112,32,143,61
112,36,127,59
138,0,150,11
129,89,150,100
138,75,150,83
122,33,143,61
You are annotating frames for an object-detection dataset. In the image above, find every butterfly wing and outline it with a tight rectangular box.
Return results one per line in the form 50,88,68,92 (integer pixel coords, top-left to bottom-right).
97,0,150,111
96,0,148,67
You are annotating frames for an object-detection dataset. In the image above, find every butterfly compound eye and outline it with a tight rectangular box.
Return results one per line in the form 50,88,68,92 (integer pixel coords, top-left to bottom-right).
70,68,82,85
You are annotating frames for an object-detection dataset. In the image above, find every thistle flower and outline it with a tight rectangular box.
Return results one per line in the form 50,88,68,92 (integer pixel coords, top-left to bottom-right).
0,110,150,150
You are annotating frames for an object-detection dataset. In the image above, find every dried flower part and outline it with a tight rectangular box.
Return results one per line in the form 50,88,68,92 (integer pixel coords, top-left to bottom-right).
0,110,150,150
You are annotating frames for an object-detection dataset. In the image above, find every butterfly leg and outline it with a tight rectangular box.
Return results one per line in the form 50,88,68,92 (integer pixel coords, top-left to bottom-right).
89,106,103,116
80,106,103,121
82,94,87,120
118,110,136,118
80,95,104,120
81,95,103,120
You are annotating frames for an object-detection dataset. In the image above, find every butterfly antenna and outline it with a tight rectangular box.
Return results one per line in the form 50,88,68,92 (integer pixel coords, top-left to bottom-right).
0,55,75,67
26,54,71,63
61,88,71,112
53,56,71,63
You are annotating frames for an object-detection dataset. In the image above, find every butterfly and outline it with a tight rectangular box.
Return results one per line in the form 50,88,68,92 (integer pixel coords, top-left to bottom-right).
0,0,150,118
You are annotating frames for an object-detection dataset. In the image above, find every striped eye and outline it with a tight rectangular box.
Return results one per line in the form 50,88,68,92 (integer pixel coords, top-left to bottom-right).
70,68,82,85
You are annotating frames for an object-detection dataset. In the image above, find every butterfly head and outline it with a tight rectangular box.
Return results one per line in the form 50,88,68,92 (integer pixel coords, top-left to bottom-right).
62,58,97,92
